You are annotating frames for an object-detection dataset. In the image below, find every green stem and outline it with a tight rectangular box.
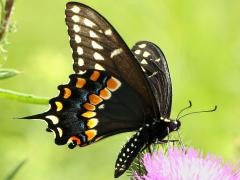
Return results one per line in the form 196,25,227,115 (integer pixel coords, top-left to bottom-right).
0,88,49,104
4,159,27,180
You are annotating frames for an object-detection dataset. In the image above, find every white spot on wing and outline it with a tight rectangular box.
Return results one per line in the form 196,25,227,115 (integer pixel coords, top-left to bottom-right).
141,59,148,64
72,15,80,23
138,44,146,48
91,41,103,49
95,63,105,70
73,24,80,32
84,18,96,27
57,127,63,137
78,70,86,74
104,29,112,36
134,49,141,55
143,51,151,58
77,47,83,55
89,30,99,38
78,58,84,66
155,58,161,62
110,48,123,58
98,104,105,109
93,52,104,60
71,6,81,13
46,115,59,125
75,34,81,43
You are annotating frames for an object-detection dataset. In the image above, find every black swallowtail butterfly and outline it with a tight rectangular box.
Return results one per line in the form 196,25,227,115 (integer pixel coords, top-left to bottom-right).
23,2,181,178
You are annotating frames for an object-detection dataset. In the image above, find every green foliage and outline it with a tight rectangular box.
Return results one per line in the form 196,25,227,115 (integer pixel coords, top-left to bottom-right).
4,160,27,180
0,88,48,104
0,69,19,80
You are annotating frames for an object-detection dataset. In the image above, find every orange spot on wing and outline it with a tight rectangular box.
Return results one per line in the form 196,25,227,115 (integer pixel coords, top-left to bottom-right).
90,71,100,81
83,103,96,111
76,78,86,88
87,118,99,129
89,94,103,105
81,111,96,118
85,129,97,141
55,101,63,111
63,88,71,99
107,77,121,91
69,136,81,145
99,88,111,100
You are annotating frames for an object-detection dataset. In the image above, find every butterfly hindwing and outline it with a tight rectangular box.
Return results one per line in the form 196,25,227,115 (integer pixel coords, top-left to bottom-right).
65,2,158,116
132,41,172,118
24,70,146,148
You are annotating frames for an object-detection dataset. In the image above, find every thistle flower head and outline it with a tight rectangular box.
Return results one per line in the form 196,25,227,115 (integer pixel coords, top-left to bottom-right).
134,147,240,180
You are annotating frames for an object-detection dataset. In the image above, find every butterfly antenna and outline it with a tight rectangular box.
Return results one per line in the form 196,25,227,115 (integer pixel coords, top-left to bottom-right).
178,105,217,120
176,100,192,120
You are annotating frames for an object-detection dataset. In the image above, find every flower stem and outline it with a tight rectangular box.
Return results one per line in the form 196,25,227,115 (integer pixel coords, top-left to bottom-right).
0,88,49,104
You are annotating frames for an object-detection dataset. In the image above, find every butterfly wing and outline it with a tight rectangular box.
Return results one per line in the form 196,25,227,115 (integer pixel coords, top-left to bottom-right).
132,41,172,118
24,70,146,148
23,4,159,148
114,42,173,177
65,2,158,116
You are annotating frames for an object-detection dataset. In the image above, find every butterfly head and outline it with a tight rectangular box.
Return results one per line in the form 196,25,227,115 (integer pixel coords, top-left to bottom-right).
169,119,181,131
160,117,181,132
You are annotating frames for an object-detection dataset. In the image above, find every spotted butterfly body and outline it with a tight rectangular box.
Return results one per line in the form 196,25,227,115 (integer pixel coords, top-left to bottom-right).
24,2,181,178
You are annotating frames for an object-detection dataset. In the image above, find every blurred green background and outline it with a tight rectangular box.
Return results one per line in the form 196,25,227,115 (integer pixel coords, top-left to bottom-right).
0,0,239,179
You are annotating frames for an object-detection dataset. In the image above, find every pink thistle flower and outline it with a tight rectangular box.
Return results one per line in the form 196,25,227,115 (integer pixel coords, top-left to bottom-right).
134,147,240,180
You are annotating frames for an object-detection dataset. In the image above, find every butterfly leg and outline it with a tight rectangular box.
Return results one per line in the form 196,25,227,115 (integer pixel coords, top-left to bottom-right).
177,130,185,150
147,144,152,154
152,139,159,152
166,127,170,150
157,140,179,144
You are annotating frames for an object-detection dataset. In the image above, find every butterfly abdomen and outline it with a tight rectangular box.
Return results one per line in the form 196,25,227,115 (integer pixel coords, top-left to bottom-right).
114,126,150,178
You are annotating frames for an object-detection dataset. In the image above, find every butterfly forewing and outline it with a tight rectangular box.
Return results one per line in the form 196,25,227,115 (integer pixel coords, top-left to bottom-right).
132,41,172,118
65,2,158,116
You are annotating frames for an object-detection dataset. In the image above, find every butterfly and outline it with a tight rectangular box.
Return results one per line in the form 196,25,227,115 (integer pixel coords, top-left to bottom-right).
23,2,181,178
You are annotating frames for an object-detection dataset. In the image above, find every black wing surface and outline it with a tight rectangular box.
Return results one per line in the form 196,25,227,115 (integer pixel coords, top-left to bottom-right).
22,4,160,148
132,41,172,118
23,70,146,148
65,2,158,116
